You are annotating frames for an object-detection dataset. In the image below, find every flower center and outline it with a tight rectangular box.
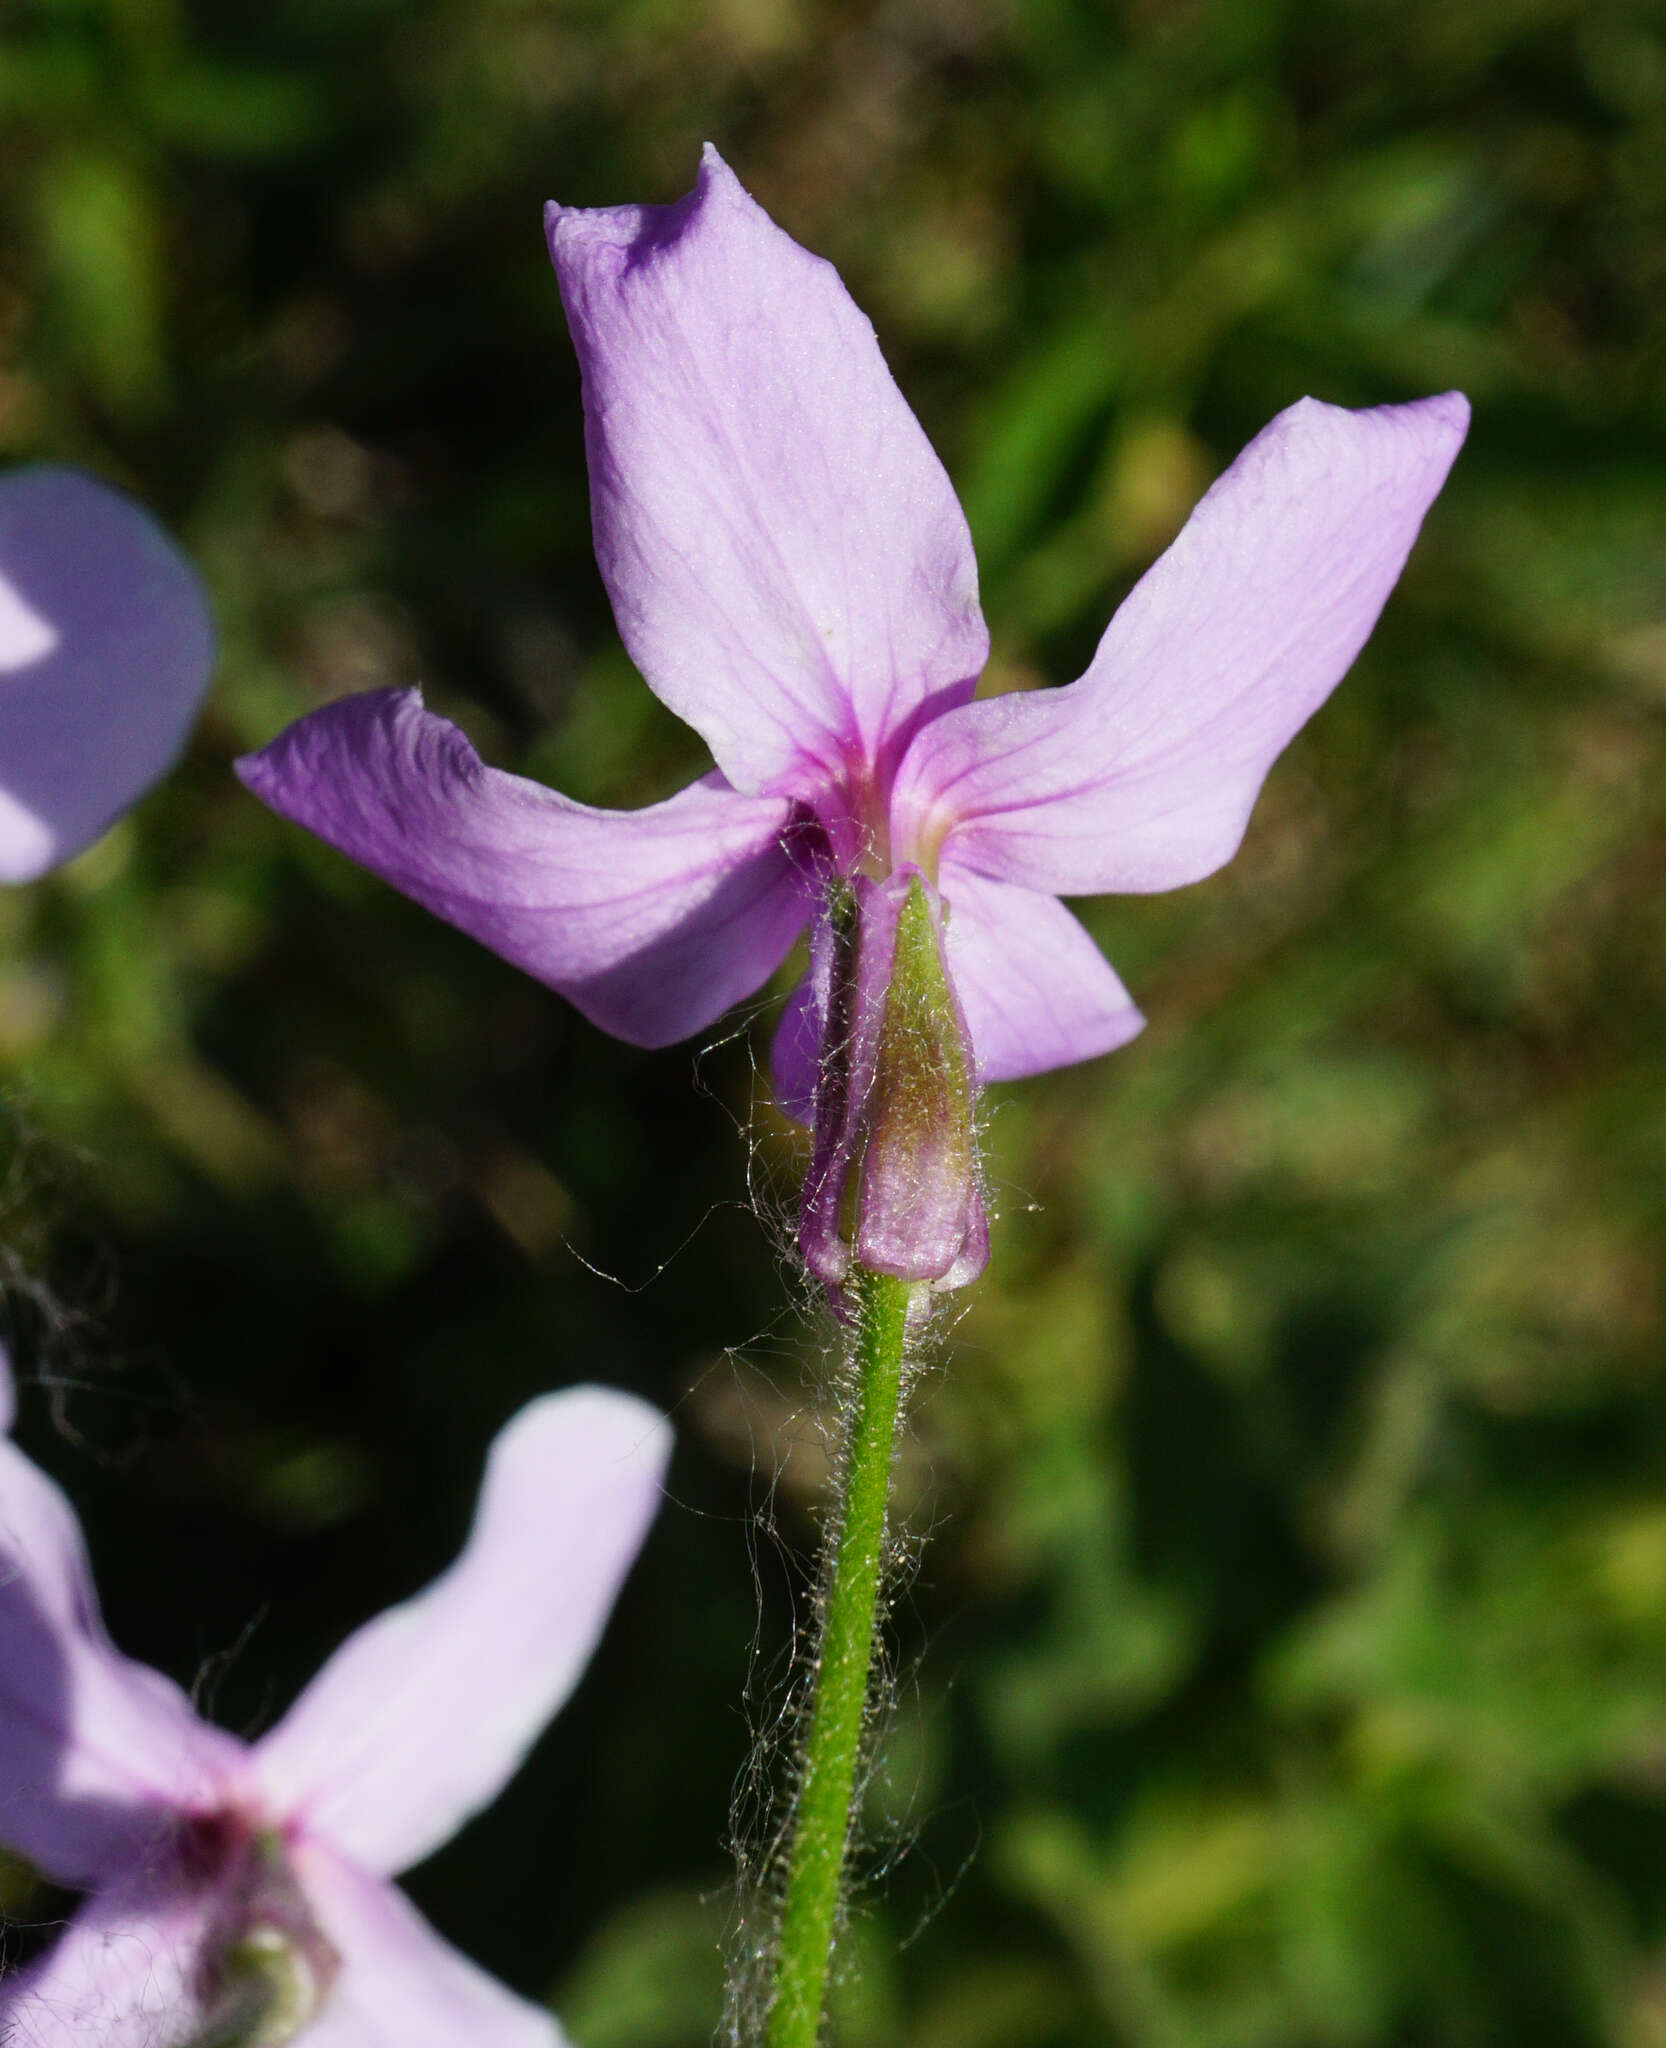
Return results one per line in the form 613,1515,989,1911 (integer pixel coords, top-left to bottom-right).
180,1811,341,2048
814,756,895,884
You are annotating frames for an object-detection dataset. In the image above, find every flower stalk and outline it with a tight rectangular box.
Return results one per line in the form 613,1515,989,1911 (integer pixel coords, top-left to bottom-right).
766,1266,913,2048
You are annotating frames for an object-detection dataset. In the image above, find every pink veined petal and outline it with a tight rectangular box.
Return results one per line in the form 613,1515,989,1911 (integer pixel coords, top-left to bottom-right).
893,393,1470,896
290,1843,567,2048
254,1388,671,1878
545,145,988,798
0,465,215,884
237,686,810,1048
938,864,1145,1084
0,1435,245,1887
0,1872,210,2048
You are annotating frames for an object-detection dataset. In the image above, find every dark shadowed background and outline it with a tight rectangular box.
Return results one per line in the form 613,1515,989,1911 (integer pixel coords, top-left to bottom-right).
4,0,1666,2042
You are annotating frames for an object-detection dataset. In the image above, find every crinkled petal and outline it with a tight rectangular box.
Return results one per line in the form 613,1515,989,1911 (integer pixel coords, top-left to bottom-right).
545,146,988,797
893,394,1469,895
0,1433,245,1886
0,1875,209,2048
237,687,809,1047
939,865,1145,1083
0,465,214,883
254,1388,670,1878
291,1844,566,2047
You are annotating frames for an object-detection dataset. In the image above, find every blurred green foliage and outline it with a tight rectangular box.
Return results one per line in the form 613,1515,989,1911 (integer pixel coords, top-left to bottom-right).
5,0,1666,2041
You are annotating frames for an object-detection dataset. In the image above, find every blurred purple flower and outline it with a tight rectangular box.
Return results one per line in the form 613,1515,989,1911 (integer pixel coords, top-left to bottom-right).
236,150,1466,1276
0,1349,669,2047
0,466,214,883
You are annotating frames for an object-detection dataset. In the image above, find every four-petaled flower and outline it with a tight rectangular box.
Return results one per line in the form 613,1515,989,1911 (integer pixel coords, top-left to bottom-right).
0,466,214,884
238,148,1467,1286
0,1350,669,2047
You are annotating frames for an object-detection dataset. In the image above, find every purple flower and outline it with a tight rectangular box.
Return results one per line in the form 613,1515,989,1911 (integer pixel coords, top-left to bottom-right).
0,1349,670,2046
0,466,214,882
236,150,1467,1285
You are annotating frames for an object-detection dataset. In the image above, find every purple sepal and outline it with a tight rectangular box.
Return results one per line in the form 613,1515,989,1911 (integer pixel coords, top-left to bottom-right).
799,868,986,1293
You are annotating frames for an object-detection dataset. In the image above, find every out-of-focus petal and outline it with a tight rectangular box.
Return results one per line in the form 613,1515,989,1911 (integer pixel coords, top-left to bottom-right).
0,1435,244,1886
254,1387,670,1878
893,394,1469,895
0,466,214,884
0,1875,209,2048
939,866,1145,1083
237,687,810,1047
291,1844,567,2047
545,146,988,797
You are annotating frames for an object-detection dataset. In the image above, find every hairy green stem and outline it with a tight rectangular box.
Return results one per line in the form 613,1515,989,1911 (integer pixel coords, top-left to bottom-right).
766,1268,913,2048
